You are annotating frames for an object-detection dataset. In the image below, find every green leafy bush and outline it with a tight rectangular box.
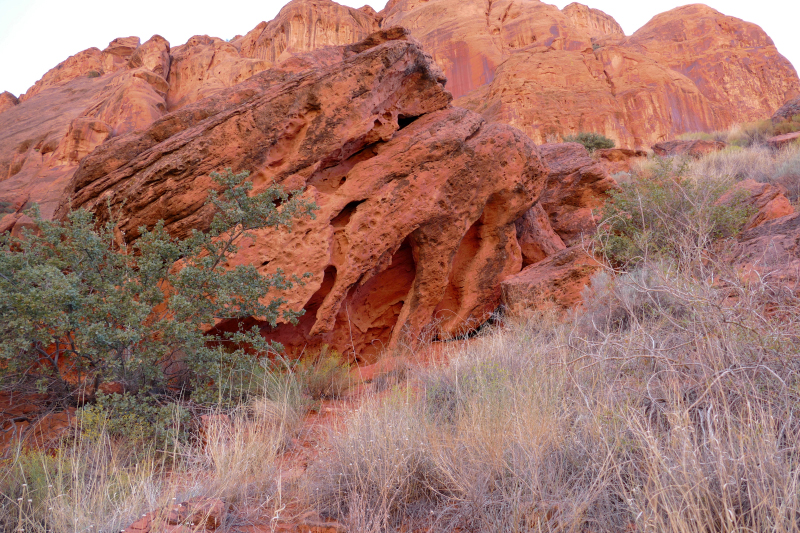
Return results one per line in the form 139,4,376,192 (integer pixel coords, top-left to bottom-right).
78,392,189,448
595,158,754,268
0,169,317,409
562,131,615,152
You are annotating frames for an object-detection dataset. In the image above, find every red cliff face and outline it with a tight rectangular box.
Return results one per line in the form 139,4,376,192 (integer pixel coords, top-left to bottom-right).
561,2,623,40
625,4,800,126
412,2,799,147
237,0,380,63
381,0,593,99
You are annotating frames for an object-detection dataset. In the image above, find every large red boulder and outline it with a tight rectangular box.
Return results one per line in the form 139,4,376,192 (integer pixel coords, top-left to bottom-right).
59,30,547,360
501,247,603,316
537,143,618,246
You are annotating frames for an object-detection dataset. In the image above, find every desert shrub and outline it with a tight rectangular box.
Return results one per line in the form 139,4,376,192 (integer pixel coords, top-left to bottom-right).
690,144,775,182
595,158,753,268
774,119,800,136
0,169,317,412
308,263,800,532
728,119,775,147
77,392,189,449
562,131,615,152
0,434,173,533
677,131,715,142
86,70,101,78
773,148,800,203
1,360,307,531
297,346,352,400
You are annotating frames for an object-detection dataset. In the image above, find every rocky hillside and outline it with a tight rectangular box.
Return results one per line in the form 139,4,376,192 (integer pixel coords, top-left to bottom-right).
0,0,798,358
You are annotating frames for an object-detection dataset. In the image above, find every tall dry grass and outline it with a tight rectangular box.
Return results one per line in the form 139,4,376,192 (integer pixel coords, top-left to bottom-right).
305,264,800,532
0,362,307,532
304,143,800,532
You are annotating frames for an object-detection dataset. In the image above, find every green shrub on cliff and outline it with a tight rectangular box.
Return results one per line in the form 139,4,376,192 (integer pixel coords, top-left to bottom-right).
0,169,317,409
562,131,615,152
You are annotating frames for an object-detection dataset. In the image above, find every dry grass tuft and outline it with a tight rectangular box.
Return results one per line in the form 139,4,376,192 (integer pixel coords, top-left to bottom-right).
0,365,307,531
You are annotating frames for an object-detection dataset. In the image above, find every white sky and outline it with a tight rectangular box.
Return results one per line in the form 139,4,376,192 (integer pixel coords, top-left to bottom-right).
0,0,798,98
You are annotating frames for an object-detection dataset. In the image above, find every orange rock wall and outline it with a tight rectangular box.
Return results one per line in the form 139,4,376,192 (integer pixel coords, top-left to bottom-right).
382,0,593,99
436,3,799,147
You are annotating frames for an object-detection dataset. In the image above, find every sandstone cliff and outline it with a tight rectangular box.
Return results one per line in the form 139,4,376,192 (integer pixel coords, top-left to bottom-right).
449,3,799,147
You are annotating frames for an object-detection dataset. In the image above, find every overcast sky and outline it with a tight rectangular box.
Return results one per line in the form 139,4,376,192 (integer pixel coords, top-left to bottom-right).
0,0,797,98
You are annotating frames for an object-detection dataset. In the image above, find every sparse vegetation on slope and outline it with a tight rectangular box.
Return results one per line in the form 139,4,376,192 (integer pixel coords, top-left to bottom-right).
4,144,800,533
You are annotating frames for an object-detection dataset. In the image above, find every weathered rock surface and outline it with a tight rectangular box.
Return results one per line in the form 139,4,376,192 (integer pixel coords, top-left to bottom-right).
502,246,603,315
515,203,566,266
736,212,800,286
561,2,624,40
652,139,728,158
766,131,800,150
626,5,800,126
237,0,380,63
453,37,723,148
595,148,646,174
382,0,594,99
61,30,547,360
508,142,616,310
441,3,800,148
0,393,77,452
124,497,228,533
773,96,800,123
717,179,794,231
0,91,18,114
537,143,617,246
0,37,171,233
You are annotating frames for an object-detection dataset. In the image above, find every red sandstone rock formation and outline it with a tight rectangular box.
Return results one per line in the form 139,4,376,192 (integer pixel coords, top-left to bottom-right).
501,247,603,315
382,0,593,99
0,91,18,114
3,0,800,350
625,5,799,126
437,3,799,148
0,36,172,233
773,96,800,123
509,142,616,311
237,0,380,63
736,212,800,286
561,2,623,41
59,30,547,360
766,131,800,150
652,140,728,158
717,179,794,231
537,143,617,247
595,148,646,174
